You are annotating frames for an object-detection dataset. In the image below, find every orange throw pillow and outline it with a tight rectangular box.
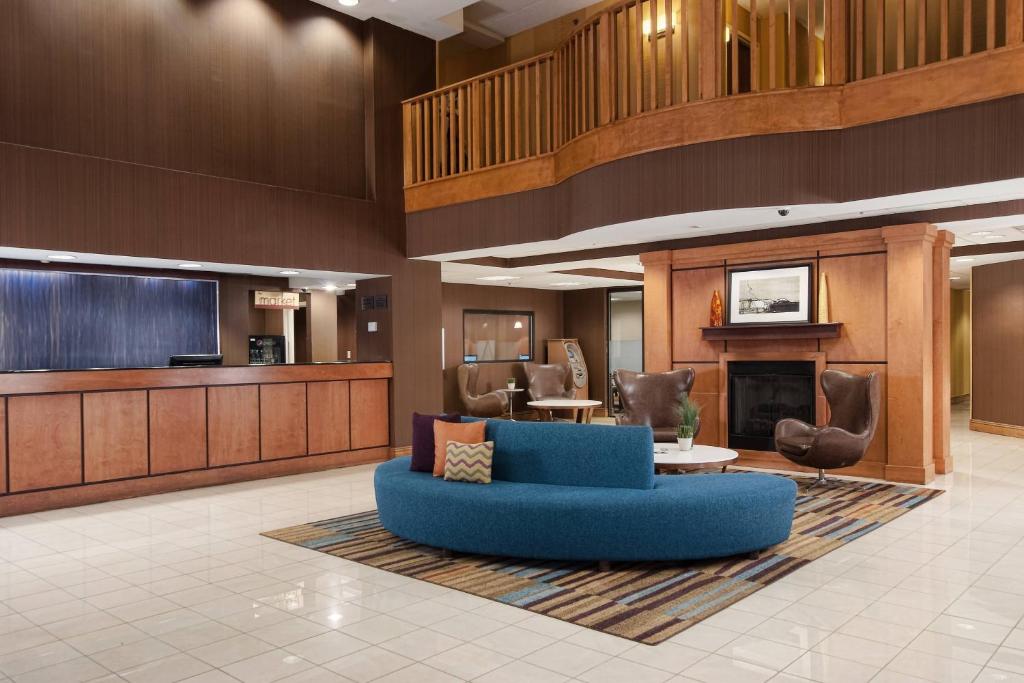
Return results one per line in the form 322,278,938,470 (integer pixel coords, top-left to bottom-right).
433,420,486,476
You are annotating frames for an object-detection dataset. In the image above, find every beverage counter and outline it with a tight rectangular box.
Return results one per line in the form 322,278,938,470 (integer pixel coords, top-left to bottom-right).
0,362,392,516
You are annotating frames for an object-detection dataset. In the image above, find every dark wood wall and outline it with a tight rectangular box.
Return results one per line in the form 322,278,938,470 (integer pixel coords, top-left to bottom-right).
0,0,366,198
564,289,609,409
441,284,564,413
972,260,1024,428
0,0,433,278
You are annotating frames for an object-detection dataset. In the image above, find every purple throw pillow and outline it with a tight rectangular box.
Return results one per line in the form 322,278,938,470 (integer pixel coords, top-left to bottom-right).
411,412,461,472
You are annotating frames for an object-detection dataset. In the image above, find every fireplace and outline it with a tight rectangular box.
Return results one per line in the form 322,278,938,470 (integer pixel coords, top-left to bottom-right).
727,361,816,451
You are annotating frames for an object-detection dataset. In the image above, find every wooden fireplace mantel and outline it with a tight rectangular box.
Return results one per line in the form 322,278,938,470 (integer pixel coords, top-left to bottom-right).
700,322,843,341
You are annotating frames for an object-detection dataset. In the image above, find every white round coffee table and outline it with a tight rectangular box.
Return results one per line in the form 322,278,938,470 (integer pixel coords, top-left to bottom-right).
527,399,602,424
653,444,739,473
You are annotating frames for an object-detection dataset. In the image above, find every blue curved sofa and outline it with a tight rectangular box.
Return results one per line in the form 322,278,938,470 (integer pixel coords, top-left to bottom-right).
375,420,796,562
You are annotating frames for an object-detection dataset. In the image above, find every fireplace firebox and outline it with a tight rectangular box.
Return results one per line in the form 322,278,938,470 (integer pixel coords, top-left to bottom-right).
727,361,816,451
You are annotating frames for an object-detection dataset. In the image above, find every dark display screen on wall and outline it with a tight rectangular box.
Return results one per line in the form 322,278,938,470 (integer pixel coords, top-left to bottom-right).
0,269,219,371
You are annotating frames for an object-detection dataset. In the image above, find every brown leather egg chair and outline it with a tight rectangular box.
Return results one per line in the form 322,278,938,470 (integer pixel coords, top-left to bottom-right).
774,369,881,488
456,364,509,418
523,362,575,401
613,368,701,443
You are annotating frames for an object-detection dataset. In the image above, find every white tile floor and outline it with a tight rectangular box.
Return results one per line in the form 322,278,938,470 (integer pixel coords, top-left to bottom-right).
2,402,1024,682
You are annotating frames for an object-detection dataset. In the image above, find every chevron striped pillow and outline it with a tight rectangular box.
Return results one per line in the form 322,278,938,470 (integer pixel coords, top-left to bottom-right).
444,441,495,484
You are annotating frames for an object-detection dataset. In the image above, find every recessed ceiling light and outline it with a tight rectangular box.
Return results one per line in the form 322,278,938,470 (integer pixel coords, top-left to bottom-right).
970,231,994,236
950,276,961,280
954,257,975,263
47,254,76,260
339,0,358,6
178,263,203,269
983,234,1005,239
477,275,520,281
323,284,337,292
551,282,583,287
279,270,300,276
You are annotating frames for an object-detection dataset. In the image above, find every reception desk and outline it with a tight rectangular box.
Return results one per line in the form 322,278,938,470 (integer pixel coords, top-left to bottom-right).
0,362,392,516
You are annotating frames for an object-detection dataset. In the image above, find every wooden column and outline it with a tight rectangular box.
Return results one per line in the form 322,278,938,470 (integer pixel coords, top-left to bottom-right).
932,230,954,474
883,224,936,484
597,13,613,125
642,250,673,372
699,0,721,99
827,0,849,84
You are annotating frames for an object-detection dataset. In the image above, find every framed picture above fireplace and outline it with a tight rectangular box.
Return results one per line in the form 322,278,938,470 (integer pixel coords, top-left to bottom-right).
727,263,813,325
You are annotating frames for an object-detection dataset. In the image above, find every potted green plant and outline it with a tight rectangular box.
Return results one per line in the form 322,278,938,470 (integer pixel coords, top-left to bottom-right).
506,377,517,390
677,393,701,451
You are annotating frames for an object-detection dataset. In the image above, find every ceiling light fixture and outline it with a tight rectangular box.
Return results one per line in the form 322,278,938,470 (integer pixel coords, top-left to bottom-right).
954,257,975,263
46,254,77,261
323,284,338,292
950,276,961,280
513,321,524,329
983,234,1005,239
551,282,583,287
178,263,203,269
970,231,994,236
477,275,520,282
279,270,300,276
339,0,358,6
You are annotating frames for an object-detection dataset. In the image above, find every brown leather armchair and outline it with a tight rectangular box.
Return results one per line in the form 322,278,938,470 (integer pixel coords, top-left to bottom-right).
457,364,509,418
613,368,701,442
524,363,575,402
775,369,881,487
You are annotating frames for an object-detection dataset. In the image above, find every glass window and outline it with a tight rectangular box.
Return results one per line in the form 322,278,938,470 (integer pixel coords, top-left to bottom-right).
463,310,533,363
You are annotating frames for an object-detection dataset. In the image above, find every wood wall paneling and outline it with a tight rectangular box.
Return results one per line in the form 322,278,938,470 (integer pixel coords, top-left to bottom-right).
971,259,1024,428
149,388,208,475
208,385,261,467
351,379,390,449
1,0,367,199
83,391,148,482
670,266,725,362
308,381,352,454
819,253,888,361
675,362,722,446
563,288,609,410
7,394,82,492
259,383,308,460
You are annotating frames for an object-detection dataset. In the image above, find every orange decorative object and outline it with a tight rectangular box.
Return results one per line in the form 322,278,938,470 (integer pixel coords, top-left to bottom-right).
710,290,724,327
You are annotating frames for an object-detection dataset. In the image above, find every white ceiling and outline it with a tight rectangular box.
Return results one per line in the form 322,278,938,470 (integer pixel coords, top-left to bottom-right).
442,255,643,290
307,0,474,39
0,247,375,294
310,0,597,40
464,0,600,37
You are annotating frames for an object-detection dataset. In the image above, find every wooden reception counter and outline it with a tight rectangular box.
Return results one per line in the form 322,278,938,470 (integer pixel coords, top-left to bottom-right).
0,362,392,516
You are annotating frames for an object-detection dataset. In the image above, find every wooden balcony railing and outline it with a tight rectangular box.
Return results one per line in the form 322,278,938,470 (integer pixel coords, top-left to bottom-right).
403,0,1024,188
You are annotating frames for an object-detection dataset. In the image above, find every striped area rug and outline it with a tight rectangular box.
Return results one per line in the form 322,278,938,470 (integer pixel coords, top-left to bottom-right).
262,476,942,645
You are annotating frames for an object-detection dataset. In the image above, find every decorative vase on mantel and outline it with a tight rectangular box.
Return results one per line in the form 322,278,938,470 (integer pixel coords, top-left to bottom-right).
817,274,831,324
710,290,724,327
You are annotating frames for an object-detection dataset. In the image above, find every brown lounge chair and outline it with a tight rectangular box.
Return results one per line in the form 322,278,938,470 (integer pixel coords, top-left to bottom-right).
775,369,881,488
